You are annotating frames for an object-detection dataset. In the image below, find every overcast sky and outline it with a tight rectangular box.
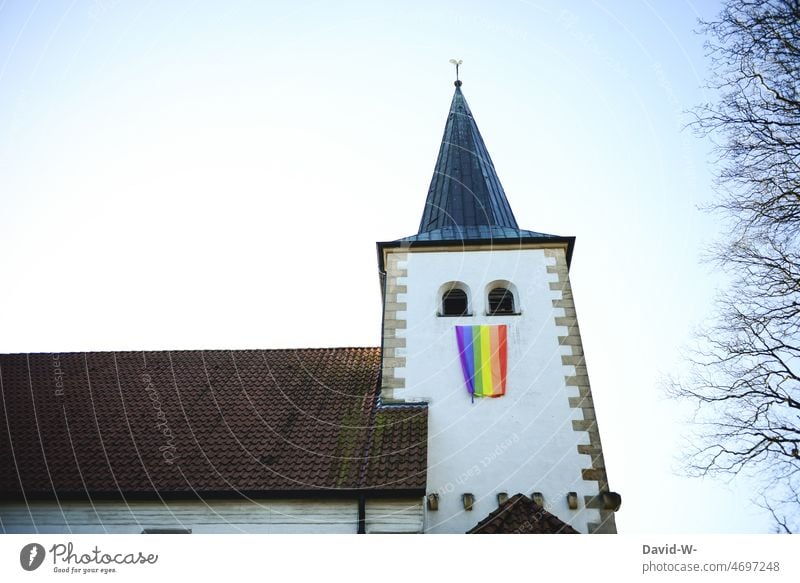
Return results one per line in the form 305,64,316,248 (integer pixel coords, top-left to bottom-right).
0,0,776,533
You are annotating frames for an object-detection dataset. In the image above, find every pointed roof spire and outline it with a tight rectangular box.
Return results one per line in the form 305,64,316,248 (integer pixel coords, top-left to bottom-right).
418,79,519,234
377,72,575,268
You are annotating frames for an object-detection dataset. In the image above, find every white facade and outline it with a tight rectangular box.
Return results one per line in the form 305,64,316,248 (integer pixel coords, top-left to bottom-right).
382,245,602,534
0,498,424,534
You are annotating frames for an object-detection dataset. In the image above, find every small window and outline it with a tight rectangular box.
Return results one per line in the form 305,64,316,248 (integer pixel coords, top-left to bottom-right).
442,289,469,316
488,287,515,315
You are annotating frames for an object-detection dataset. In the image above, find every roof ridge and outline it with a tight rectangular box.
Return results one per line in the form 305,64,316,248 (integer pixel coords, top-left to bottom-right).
0,346,382,357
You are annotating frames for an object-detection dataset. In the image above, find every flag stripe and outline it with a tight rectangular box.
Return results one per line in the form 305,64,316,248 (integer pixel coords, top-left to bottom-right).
456,326,474,396
479,325,492,394
490,326,503,397
498,325,508,394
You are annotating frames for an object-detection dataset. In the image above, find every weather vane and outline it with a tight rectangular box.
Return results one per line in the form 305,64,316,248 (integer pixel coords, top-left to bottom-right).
449,58,463,86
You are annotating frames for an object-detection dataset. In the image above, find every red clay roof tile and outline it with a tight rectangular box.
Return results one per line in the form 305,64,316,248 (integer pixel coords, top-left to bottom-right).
0,349,427,500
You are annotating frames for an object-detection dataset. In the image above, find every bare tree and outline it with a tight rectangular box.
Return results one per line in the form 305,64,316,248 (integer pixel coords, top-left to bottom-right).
672,0,800,532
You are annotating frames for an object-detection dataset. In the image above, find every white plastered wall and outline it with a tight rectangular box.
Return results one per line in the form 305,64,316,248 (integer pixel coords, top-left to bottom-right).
384,246,601,534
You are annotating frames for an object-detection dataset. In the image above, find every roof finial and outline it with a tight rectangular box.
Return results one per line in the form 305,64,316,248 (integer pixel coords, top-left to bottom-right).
449,58,463,87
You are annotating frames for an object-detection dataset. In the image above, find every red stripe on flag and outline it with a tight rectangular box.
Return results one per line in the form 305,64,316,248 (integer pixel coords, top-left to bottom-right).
497,325,507,397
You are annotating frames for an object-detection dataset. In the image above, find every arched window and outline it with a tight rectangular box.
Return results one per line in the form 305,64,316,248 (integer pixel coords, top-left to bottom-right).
442,289,469,316
487,287,515,315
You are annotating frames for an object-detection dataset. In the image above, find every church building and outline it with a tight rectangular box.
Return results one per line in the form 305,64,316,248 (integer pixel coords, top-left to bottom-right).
0,77,619,534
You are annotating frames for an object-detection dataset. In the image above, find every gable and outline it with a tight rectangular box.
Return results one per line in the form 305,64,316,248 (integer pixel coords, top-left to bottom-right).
468,493,579,534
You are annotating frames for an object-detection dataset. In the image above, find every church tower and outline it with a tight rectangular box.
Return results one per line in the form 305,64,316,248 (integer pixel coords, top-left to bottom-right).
377,78,619,534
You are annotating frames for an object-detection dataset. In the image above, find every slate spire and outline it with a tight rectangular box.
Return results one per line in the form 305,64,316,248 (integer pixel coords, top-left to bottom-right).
418,83,519,234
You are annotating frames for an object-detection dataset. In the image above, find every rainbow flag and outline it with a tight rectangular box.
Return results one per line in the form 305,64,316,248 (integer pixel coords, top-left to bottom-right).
455,325,508,401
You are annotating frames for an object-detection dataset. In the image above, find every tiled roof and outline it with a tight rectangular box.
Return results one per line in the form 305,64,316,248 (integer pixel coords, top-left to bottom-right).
0,349,427,500
467,493,579,534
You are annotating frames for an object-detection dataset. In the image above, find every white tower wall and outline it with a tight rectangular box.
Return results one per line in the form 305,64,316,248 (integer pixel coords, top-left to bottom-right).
380,243,612,534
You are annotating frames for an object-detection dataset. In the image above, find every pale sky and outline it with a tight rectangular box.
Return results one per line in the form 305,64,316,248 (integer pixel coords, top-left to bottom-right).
0,0,775,533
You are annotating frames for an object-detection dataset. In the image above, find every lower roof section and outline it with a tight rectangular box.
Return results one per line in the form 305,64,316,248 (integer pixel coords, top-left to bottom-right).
377,228,576,271
398,225,563,243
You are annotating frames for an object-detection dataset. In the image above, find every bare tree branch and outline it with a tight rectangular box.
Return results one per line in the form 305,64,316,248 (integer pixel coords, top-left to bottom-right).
675,0,800,532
